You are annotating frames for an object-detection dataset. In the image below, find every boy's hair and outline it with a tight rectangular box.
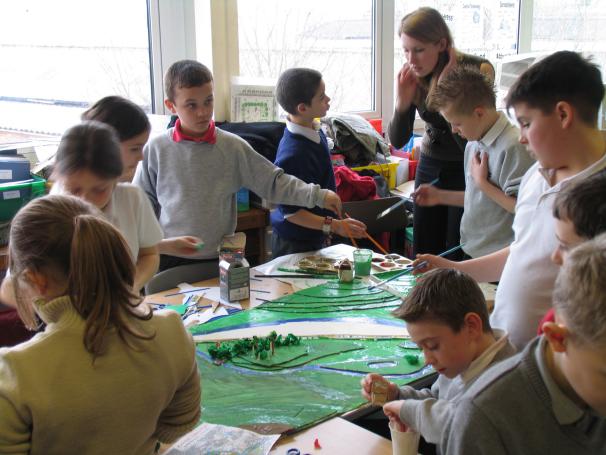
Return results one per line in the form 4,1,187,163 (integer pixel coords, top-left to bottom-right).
506,51,604,125
392,268,491,333
276,68,323,116
9,195,154,358
553,170,606,239
82,96,150,141
164,60,213,101
553,233,606,346
427,65,496,114
54,121,123,180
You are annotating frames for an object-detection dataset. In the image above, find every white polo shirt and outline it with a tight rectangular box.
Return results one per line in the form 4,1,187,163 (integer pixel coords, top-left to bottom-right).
490,153,606,350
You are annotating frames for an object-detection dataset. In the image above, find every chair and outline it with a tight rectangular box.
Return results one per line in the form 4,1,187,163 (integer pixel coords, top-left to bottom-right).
145,261,219,295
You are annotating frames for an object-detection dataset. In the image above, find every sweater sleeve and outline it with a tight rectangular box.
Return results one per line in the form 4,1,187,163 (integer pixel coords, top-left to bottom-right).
495,143,535,197
0,356,30,454
154,324,202,443
236,142,330,209
398,397,453,444
387,107,416,149
442,399,508,455
133,142,161,218
397,383,437,401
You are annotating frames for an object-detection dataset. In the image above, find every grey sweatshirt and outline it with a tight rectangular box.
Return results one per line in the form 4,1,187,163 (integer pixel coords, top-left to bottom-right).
134,128,331,259
441,337,606,455
397,330,515,447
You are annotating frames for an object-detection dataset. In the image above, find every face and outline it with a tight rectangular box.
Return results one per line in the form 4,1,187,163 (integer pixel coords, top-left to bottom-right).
401,34,446,78
165,82,214,137
60,169,117,209
120,130,149,182
304,79,331,119
514,102,567,169
560,339,606,416
441,104,487,141
407,318,478,378
551,217,585,266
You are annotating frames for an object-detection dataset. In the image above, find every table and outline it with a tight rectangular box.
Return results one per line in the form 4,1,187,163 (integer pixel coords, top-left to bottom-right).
269,417,392,455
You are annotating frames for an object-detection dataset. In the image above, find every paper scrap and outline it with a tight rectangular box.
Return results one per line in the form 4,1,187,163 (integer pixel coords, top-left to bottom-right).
164,422,280,455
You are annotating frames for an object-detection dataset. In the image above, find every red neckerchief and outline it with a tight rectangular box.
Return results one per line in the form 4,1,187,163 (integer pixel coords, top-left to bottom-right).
172,118,217,144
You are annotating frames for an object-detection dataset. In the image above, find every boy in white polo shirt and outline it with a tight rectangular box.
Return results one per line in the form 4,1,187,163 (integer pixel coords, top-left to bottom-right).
413,51,606,350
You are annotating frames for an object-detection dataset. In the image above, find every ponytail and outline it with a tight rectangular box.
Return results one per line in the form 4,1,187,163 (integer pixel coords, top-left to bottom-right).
69,214,153,357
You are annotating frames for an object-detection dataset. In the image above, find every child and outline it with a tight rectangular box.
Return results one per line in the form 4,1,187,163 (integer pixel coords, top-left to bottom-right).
134,60,342,271
0,195,201,453
413,51,606,349
270,67,366,257
415,65,535,258
360,268,515,447
537,169,606,332
82,96,204,258
51,121,163,291
441,235,606,454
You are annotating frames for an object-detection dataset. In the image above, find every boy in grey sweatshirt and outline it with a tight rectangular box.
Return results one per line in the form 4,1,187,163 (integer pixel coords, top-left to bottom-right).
441,235,606,454
361,269,515,450
134,60,342,269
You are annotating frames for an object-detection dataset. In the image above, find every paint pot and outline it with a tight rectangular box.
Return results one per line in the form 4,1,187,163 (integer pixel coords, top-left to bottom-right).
336,259,354,283
389,421,420,455
219,258,250,302
353,248,373,276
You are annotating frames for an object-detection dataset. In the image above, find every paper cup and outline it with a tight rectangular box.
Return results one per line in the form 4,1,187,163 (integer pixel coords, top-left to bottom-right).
389,422,420,455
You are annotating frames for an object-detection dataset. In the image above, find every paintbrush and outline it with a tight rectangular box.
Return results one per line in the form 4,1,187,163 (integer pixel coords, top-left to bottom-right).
368,243,465,290
376,177,439,220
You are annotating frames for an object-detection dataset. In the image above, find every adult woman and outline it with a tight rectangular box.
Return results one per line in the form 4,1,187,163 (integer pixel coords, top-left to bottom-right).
388,7,494,258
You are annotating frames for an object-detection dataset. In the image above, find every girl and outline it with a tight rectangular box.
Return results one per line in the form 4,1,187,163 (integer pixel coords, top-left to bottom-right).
387,7,494,259
81,96,203,261
0,195,200,454
51,121,162,291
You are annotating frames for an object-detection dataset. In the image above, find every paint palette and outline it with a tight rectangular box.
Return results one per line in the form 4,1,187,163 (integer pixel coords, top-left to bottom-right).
297,255,338,274
371,253,412,271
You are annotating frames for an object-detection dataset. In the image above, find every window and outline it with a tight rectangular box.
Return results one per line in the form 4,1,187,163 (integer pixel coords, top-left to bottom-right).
393,1,520,75
0,0,151,136
530,0,606,73
237,0,375,114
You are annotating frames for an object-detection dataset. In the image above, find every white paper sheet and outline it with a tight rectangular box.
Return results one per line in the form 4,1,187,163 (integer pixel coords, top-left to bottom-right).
164,423,280,455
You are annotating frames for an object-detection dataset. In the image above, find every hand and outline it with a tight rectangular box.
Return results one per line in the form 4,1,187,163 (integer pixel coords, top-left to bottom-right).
395,63,418,112
438,47,458,83
360,373,398,402
470,151,489,189
323,190,342,217
333,218,367,239
160,236,204,256
412,184,441,207
411,253,456,275
383,401,409,432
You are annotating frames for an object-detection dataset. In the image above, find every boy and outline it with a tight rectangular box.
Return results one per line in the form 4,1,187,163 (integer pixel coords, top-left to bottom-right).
413,51,606,349
134,60,343,271
441,235,606,454
360,268,515,447
415,65,534,258
271,67,366,257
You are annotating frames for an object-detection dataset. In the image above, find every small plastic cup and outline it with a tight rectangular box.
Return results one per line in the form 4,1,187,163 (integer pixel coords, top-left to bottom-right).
353,248,373,276
389,422,420,455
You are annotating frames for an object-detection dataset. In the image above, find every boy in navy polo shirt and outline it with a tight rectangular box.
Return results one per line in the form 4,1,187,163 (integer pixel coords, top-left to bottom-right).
271,68,367,257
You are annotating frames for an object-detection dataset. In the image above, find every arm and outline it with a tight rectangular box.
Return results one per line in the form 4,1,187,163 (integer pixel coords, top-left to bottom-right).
0,359,30,454
133,144,160,217
471,152,516,213
387,64,418,148
397,397,453,444
413,246,510,283
414,185,465,207
158,236,204,256
133,246,159,292
154,325,202,443
286,209,367,238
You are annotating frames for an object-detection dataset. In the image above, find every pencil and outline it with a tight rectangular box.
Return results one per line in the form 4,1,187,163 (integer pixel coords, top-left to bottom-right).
341,212,358,248
163,287,210,297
